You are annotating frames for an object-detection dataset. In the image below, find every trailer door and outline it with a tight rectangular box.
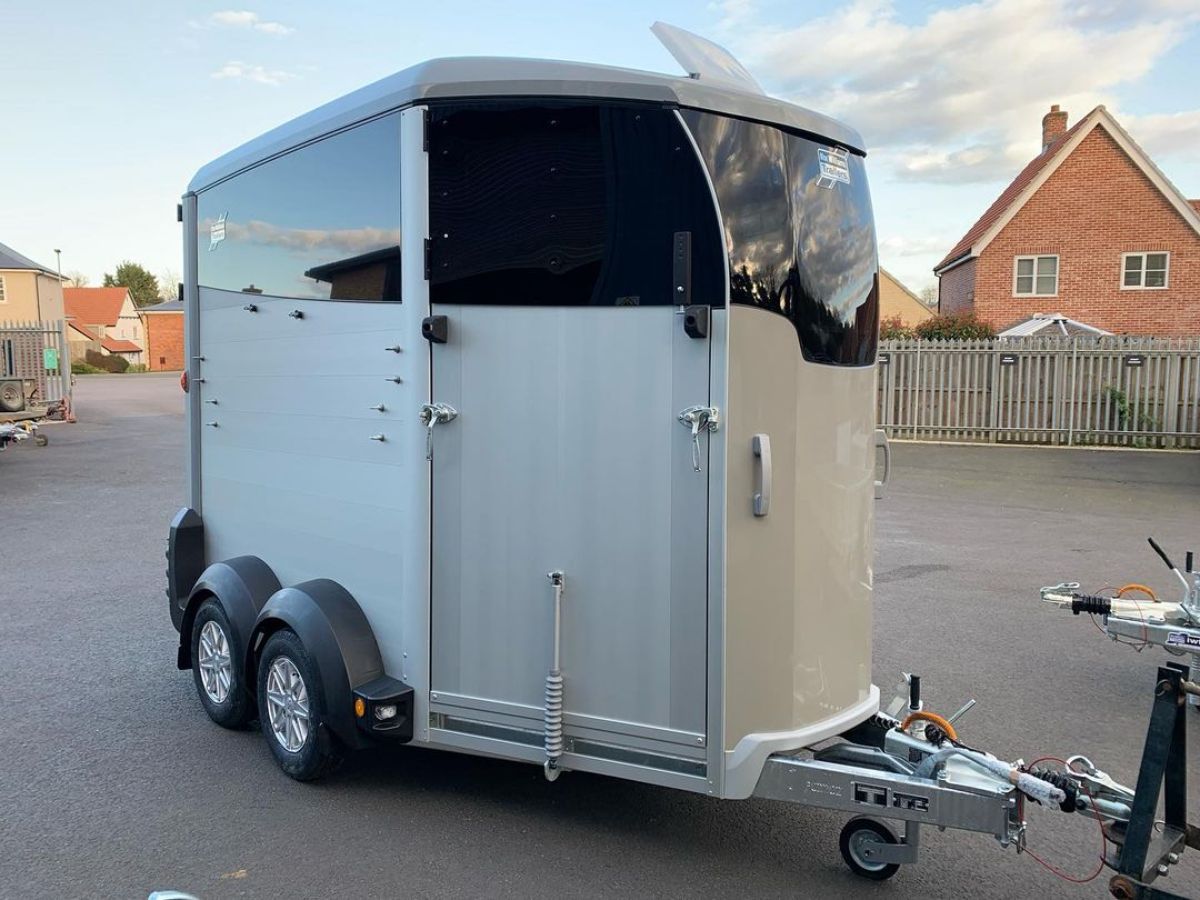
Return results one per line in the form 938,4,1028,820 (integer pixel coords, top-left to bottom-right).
425,102,723,763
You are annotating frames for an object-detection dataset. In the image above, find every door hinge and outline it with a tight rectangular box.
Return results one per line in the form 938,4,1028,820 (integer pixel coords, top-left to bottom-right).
422,107,431,152
424,237,432,281
176,203,183,223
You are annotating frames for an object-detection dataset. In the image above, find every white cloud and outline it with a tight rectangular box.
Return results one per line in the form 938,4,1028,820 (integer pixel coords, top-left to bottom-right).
718,0,1200,184
1123,109,1200,163
210,61,297,86
209,9,294,35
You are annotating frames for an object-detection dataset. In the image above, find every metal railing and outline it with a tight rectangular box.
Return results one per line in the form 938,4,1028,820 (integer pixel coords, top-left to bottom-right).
877,337,1200,449
0,319,72,411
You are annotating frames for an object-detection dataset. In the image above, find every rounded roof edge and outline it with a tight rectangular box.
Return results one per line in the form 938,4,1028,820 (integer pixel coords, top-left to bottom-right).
187,56,865,193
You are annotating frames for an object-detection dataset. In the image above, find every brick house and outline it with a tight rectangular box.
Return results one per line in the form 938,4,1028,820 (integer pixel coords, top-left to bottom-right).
140,298,184,371
63,286,146,365
934,105,1200,335
0,241,64,324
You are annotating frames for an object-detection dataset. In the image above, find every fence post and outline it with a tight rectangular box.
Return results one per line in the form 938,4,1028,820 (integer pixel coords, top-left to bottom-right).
910,340,921,438
1066,339,1078,447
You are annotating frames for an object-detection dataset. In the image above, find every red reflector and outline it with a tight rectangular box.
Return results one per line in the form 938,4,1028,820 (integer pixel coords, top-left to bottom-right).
180,371,189,393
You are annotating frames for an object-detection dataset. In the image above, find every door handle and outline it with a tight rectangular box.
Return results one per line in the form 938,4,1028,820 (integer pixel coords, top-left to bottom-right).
752,434,771,517
419,402,457,460
874,428,891,499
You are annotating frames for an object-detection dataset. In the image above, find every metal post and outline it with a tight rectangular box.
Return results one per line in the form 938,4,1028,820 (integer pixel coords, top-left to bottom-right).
1067,339,1078,446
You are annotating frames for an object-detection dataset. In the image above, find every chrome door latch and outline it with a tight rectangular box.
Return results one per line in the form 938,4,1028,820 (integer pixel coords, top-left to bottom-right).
677,405,719,472
419,402,457,460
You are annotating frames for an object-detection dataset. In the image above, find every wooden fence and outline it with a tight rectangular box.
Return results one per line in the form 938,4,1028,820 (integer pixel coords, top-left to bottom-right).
0,320,72,411
876,337,1200,449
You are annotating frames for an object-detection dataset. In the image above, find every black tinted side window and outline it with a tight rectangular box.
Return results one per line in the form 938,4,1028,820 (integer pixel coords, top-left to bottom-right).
428,101,723,306
197,113,401,301
681,111,878,365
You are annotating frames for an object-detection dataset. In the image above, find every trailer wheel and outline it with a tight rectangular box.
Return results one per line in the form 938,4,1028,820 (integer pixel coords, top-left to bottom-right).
256,629,341,781
191,599,253,728
839,817,900,881
35,433,48,447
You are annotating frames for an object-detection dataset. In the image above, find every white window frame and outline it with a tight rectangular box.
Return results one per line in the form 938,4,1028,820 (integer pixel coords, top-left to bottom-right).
1120,251,1170,290
1012,254,1059,297
0,274,7,303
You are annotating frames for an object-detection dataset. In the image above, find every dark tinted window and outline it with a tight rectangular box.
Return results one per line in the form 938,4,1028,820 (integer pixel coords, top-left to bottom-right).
197,113,401,301
681,111,878,366
429,101,723,306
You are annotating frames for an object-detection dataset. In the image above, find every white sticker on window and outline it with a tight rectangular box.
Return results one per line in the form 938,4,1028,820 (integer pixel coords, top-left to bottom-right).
817,147,850,189
209,212,227,251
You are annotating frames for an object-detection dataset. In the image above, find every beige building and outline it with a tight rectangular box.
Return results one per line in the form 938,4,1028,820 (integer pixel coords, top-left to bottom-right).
879,268,934,326
0,241,64,324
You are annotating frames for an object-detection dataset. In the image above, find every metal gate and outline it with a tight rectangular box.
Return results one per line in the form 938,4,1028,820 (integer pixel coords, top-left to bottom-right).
0,320,72,413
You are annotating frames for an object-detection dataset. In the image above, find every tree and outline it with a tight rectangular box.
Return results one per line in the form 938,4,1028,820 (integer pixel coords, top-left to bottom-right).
157,268,181,301
64,271,90,287
919,285,937,308
103,261,160,307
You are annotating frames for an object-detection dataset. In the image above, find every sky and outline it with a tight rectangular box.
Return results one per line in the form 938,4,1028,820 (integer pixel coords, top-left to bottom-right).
2,0,1198,297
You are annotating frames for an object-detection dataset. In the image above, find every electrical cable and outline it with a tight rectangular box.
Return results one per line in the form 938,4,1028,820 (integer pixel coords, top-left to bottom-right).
1117,583,1158,602
1018,756,1108,885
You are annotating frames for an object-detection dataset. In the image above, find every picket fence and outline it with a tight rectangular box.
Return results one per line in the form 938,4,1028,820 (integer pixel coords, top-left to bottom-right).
876,337,1200,449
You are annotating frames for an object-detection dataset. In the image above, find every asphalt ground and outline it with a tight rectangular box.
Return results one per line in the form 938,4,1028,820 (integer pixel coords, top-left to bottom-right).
1,373,1197,899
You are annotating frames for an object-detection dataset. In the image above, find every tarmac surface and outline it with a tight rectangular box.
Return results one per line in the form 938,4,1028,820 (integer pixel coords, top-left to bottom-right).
1,373,1198,899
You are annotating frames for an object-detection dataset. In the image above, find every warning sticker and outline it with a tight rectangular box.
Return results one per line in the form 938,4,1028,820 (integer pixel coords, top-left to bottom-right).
817,147,851,189
209,212,227,251
1165,631,1200,650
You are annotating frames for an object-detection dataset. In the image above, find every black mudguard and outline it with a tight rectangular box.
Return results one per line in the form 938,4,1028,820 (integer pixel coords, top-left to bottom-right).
246,580,393,750
166,507,205,631
178,556,282,671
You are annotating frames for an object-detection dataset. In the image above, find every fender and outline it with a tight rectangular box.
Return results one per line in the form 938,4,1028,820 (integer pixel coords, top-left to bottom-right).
177,556,281,671
246,580,410,749
166,507,205,631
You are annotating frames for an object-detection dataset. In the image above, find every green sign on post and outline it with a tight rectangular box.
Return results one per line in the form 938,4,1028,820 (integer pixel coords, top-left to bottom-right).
43,347,59,371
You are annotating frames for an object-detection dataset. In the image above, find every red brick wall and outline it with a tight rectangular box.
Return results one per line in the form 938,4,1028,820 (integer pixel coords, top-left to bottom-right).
973,127,1200,335
937,258,976,315
145,313,184,371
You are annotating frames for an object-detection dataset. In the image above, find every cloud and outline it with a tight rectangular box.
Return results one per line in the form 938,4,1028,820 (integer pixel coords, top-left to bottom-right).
717,0,1200,184
209,9,294,35
210,61,297,86
221,220,400,256
1122,109,1200,162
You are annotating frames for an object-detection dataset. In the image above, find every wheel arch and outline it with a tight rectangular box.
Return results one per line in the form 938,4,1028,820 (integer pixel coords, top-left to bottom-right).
178,556,281,671
246,579,387,749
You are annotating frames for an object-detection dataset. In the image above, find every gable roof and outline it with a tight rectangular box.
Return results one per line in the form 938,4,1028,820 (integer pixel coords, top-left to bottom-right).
101,337,142,353
935,106,1200,274
67,319,100,341
63,287,132,328
0,241,56,276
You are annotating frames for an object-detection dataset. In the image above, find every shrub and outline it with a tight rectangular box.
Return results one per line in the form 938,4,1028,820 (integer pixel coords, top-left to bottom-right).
912,313,996,341
127,363,148,373
85,349,130,373
879,315,913,340
72,360,103,374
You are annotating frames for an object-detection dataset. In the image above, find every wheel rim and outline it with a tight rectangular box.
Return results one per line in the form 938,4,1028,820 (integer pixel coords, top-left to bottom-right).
848,830,888,872
266,656,311,753
197,620,232,704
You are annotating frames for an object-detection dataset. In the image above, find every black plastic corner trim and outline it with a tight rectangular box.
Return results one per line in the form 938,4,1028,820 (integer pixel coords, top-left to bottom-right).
247,579,391,749
166,507,205,632
178,556,281,671
353,675,415,742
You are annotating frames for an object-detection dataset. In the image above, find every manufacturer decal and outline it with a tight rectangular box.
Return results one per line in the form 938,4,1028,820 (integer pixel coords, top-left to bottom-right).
1165,631,1200,649
817,147,851,189
209,212,227,251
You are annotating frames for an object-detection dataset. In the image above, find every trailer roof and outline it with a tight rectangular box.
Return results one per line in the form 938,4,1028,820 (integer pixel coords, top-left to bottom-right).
188,55,866,192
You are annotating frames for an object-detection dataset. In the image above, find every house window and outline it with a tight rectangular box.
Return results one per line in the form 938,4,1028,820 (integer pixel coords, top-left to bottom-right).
1014,255,1058,296
1122,252,1169,289
0,275,6,302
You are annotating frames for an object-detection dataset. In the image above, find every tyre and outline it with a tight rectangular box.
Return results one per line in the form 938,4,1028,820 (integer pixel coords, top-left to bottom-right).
839,817,901,881
0,380,24,413
256,629,342,781
191,598,254,728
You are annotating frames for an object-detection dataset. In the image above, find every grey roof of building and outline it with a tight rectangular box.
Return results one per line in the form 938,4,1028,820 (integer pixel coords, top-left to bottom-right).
0,241,56,275
141,298,184,313
188,55,865,192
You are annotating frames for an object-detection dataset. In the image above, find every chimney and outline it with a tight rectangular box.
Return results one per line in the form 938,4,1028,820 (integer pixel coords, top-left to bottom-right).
1042,104,1068,152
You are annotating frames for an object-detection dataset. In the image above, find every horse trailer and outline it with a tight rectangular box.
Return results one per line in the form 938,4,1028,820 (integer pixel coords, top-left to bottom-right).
167,24,1195,891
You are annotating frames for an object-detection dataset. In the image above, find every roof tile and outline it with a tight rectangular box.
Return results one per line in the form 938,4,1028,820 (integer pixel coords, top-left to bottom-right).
64,287,131,328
